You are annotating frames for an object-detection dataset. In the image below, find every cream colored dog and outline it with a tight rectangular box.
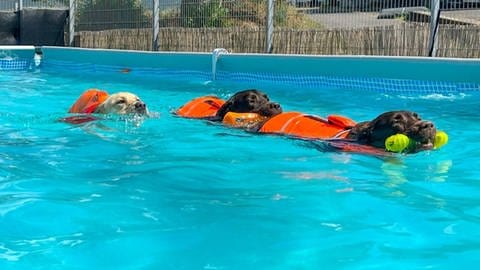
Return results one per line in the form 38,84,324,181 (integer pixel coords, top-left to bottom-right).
64,90,149,125
94,92,148,115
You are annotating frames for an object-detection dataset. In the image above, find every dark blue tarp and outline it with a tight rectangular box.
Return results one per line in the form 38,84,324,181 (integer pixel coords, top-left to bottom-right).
0,8,68,46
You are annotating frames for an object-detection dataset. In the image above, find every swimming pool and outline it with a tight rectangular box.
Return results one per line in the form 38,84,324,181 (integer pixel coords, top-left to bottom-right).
1,47,479,269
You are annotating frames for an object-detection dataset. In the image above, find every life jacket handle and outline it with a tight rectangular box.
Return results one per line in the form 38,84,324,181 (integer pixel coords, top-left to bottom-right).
301,114,356,129
327,115,356,129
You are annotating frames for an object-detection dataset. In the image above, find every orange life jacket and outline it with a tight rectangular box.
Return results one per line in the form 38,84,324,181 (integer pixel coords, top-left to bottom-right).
175,96,225,118
176,97,389,155
259,112,356,139
176,97,356,140
68,89,109,114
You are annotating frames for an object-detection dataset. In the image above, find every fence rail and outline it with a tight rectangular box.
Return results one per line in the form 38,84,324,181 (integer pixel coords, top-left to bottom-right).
1,0,480,58
76,23,480,58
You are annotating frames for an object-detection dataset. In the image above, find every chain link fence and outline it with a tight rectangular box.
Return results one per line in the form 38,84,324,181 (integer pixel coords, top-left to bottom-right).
1,0,479,57
0,0,68,10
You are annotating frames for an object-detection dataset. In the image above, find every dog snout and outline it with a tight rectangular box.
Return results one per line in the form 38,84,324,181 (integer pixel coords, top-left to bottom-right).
270,103,281,110
134,101,147,113
259,102,282,116
421,121,434,130
414,120,436,134
408,120,436,144
135,101,145,109
267,102,282,113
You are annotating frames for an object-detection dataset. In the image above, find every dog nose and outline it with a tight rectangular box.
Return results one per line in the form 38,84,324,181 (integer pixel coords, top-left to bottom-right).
421,121,434,129
135,102,147,113
135,102,146,109
270,103,281,109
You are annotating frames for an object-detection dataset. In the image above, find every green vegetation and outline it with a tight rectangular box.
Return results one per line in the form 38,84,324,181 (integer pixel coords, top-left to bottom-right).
180,0,231,27
76,0,150,30
178,0,320,29
72,0,319,30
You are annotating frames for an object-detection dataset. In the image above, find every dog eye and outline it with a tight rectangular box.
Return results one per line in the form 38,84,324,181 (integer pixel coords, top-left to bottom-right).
116,99,126,104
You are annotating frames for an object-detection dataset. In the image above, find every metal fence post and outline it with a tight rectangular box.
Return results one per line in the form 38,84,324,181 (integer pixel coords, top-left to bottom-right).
69,0,75,46
265,0,274,53
152,0,160,51
428,0,441,57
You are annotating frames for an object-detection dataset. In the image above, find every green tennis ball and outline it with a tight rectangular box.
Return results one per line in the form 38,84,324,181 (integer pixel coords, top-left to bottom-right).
385,134,410,152
434,131,448,149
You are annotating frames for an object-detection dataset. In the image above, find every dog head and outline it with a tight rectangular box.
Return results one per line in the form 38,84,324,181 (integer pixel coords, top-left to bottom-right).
215,89,282,120
94,92,148,115
347,111,437,152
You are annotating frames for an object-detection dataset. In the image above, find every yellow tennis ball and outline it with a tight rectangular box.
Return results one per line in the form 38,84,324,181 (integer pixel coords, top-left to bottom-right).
385,134,410,152
434,131,448,149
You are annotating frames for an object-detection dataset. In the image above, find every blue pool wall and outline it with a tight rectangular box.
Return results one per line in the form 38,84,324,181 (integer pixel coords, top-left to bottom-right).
217,53,480,84
2,46,480,91
42,47,480,86
0,45,36,59
0,45,38,70
41,47,212,72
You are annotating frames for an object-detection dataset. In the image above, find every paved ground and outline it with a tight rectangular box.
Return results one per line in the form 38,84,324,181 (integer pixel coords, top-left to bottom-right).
303,8,480,29
307,12,404,29
442,9,480,23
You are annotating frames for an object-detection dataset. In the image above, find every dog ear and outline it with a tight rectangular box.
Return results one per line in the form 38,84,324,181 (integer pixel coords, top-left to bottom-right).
358,126,373,143
348,121,372,142
215,100,233,120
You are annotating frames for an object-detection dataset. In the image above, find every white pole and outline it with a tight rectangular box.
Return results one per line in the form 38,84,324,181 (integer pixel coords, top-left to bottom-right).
152,0,160,51
266,0,274,53
69,0,75,46
428,0,441,57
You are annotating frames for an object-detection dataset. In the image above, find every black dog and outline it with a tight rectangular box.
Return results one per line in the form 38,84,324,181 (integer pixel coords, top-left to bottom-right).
213,89,283,121
346,111,437,152
177,91,438,154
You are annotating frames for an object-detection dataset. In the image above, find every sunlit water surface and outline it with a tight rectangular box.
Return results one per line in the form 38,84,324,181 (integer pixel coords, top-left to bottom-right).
0,64,479,269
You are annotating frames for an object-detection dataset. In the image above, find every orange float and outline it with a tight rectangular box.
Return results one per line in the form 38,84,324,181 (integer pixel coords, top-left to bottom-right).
222,112,268,128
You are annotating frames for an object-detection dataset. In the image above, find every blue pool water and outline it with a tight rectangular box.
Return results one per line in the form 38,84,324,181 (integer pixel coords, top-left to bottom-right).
1,61,480,269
